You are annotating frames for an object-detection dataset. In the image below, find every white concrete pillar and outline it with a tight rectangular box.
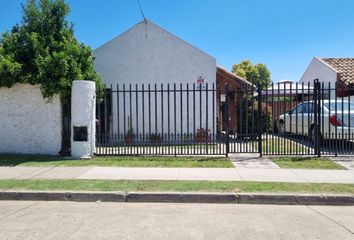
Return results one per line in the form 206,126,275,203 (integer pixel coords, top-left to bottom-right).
71,80,96,158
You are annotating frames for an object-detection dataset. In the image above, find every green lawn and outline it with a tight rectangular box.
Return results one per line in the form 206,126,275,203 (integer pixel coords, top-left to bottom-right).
0,179,353,194
261,137,309,154
271,156,345,170
0,154,232,168
238,136,309,154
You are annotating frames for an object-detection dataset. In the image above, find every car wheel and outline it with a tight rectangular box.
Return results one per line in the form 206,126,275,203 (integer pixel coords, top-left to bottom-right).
278,121,285,134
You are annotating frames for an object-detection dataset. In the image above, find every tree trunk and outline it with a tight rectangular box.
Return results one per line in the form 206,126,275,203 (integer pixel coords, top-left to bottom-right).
59,101,71,156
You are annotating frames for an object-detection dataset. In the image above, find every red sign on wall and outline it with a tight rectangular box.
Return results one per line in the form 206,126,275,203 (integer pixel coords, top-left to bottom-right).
197,76,204,84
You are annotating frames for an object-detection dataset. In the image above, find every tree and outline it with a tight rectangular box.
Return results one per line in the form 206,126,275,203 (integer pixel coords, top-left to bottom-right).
232,60,271,89
0,0,102,155
255,63,271,89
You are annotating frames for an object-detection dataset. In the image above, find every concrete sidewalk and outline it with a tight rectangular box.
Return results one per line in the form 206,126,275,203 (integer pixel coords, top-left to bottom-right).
0,166,353,184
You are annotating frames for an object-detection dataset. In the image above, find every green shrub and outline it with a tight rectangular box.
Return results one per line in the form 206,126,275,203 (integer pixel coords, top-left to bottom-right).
237,98,273,135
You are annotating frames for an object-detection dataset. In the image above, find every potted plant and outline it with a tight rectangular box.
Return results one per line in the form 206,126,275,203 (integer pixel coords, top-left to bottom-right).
183,134,191,143
149,133,162,143
124,116,134,143
194,128,211,143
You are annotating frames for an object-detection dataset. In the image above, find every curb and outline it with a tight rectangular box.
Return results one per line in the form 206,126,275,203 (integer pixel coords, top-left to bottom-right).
0,191,353,205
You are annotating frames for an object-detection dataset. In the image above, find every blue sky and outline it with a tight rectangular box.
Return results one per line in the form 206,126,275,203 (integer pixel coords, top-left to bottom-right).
1,0,354,82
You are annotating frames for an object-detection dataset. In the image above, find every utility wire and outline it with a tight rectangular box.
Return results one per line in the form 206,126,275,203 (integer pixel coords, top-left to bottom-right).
130,0,148,36
136,0,147,22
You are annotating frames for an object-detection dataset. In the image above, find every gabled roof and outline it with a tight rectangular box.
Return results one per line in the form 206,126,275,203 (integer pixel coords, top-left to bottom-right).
94,19,215,60
216,65,254,86
321,58,354,84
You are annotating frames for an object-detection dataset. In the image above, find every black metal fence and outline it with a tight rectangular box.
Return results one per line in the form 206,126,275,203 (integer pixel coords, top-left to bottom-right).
95,80,354,156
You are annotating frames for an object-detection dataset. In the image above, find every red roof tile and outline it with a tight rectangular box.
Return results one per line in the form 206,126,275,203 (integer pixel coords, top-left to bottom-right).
322,58,354,83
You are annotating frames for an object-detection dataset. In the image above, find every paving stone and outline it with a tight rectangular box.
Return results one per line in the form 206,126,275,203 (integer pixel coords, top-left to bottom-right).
329,157,354,170
229,154,280,169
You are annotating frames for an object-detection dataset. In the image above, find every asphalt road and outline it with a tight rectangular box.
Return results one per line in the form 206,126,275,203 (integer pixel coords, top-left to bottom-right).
0,201,353,240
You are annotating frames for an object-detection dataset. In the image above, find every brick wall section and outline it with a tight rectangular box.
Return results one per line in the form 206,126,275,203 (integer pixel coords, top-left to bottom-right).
216,67,253,133
336,79,354,97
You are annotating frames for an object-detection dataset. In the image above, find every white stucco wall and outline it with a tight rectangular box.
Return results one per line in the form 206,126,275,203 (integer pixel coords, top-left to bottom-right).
94,20,216,87
71,81,96,158
0,84,62,155
299,57,338,86
299,57,338,98
94,20,217,137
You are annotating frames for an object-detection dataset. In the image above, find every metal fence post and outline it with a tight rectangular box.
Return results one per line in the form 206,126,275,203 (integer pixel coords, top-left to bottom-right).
225,84,230,156
314,79,321,157
257,84,263,157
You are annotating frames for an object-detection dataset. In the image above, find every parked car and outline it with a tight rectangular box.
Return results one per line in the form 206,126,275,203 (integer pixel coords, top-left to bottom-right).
277,100,354,144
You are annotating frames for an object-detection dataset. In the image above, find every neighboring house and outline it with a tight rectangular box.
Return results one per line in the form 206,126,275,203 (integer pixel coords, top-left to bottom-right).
299,57,354,98
216,66,254,133
94,20,252,137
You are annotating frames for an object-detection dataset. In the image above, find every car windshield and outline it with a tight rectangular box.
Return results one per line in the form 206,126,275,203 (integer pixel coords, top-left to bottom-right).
324,102,354,111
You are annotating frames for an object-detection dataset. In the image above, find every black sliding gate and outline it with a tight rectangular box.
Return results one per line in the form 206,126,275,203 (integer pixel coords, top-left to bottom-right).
96,80,354,156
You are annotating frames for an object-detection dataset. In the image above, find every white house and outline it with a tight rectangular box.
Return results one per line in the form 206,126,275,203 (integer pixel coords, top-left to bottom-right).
299,57,354,98
94,20,217,138
94,20,216,87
